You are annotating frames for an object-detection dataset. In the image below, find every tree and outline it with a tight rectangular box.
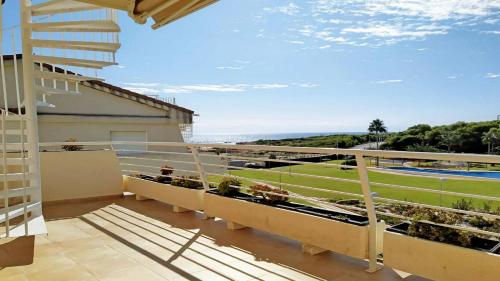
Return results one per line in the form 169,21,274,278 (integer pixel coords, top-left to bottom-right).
440,128,460,152
482,128,500,154
368,119,387,166
368,119,388,150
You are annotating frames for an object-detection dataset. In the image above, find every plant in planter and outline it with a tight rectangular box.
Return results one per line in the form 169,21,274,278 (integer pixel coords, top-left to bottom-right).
171,176,204,189
62,138,83,151
217,177,241,196
384,208,500,281
407,209,473,248
249,184,288,203
156,164,174,184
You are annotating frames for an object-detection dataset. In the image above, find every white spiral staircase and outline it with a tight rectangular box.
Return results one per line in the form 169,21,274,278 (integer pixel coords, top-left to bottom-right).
1,0,121,238
1,0,218,239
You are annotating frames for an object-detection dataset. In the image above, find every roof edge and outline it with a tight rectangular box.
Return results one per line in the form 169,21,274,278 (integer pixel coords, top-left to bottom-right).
3,54,194,114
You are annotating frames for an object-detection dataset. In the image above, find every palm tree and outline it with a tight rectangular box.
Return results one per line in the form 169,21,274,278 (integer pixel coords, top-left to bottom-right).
368,119,387,150
368,119,387,166
482,128,500,154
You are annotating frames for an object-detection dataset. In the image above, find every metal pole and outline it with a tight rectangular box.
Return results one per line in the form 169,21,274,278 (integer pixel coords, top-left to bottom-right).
355,152,381,273
20,0,43,217
190,146,210,191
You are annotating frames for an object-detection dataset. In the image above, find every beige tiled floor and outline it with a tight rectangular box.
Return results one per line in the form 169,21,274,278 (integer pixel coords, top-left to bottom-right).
0,196,428,280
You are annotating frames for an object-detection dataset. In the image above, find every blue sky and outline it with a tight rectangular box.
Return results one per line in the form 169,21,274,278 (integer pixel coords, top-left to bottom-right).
3,1,500,135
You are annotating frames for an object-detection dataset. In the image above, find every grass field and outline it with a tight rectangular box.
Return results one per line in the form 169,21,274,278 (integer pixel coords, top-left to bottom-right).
213,161,500,209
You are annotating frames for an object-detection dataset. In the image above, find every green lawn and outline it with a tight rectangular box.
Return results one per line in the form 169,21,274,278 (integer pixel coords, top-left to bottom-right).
214,161,500,209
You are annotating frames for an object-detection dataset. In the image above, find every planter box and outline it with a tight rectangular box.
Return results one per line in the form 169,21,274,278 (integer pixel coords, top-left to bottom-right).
204,192,373,259
384,223,500,281
124,176,204,212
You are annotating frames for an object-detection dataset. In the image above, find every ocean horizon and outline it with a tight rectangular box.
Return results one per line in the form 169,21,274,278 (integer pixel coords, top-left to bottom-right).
188,132,365,144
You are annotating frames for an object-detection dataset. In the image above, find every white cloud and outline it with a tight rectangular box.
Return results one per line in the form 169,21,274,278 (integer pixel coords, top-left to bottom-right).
162,83,289,94
294,83,319,88
122,82,160,87
341,25,449,38
482,30,500,34
485,73,500,78
264,1,500,47
485,18,500,24
264,3,300,16
318,44,331,49
374,79,403,84
287,40,305,44
123,87,161,95
114,65,126,69
216,66,243,70
122,82,320,95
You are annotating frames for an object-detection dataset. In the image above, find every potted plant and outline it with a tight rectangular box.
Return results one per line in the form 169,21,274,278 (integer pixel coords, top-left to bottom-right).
124,165,205,212
384,209,500,281
204,177,377,259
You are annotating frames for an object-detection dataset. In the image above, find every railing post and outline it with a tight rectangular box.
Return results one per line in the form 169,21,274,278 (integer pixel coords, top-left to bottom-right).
355,152,382,273
190,146,210,191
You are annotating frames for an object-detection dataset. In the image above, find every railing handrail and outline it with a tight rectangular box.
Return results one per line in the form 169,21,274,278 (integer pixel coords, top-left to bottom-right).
39,141,500,164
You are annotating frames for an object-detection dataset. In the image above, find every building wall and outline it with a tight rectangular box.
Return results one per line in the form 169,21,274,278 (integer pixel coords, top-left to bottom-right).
38,115,184,144
1,58,189,144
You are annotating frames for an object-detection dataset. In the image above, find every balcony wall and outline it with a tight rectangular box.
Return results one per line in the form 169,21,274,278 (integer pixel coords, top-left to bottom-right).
40,150,123,203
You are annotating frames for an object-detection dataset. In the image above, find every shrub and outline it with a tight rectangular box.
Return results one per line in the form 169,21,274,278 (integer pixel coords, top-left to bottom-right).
62,138,83,151
217,177,241,196
451,199,473,211
154,164,174,184
171,176,203,189
160,164,174,176
249,184,289,203
407,209,473,248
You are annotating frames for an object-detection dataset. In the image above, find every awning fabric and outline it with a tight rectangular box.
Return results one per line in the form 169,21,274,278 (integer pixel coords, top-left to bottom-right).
77,0,218,29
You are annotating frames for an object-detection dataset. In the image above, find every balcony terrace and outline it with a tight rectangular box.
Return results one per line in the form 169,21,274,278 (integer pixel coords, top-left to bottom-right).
1,141,499,281
1,195,426,281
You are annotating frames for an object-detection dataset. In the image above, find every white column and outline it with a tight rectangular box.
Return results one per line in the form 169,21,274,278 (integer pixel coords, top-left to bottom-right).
20,0,42,216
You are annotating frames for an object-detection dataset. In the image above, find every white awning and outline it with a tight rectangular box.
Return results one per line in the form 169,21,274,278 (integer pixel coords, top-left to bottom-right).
77,0,218,29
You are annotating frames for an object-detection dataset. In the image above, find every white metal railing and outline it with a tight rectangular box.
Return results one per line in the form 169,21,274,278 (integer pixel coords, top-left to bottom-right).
38,141,500,271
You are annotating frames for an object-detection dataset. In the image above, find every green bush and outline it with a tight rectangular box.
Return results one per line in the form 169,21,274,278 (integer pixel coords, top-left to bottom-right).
451,198,473,210
408,209,473,247
341,159,357,166
218,177,241,196
171,176,203,189
249,184,288,203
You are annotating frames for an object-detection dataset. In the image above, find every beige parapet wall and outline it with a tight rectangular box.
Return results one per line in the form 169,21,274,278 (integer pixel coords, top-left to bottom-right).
40,150,123,202
204,193,372,259
384,231,500,281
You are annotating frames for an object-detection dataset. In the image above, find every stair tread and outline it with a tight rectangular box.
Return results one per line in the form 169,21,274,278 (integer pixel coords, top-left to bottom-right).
31,39,120,52
33,55,117,69
31,0,100,16
0,215,47,238
31,20,120,33
34,70,104,82
0,129,27,135
35,85,81,96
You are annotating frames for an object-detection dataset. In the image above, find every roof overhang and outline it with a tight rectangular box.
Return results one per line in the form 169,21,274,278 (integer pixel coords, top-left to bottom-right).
77,0,218,29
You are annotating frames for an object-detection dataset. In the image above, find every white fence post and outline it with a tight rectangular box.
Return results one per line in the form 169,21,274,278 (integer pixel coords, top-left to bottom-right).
355,152,382,273
190,146,210,191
